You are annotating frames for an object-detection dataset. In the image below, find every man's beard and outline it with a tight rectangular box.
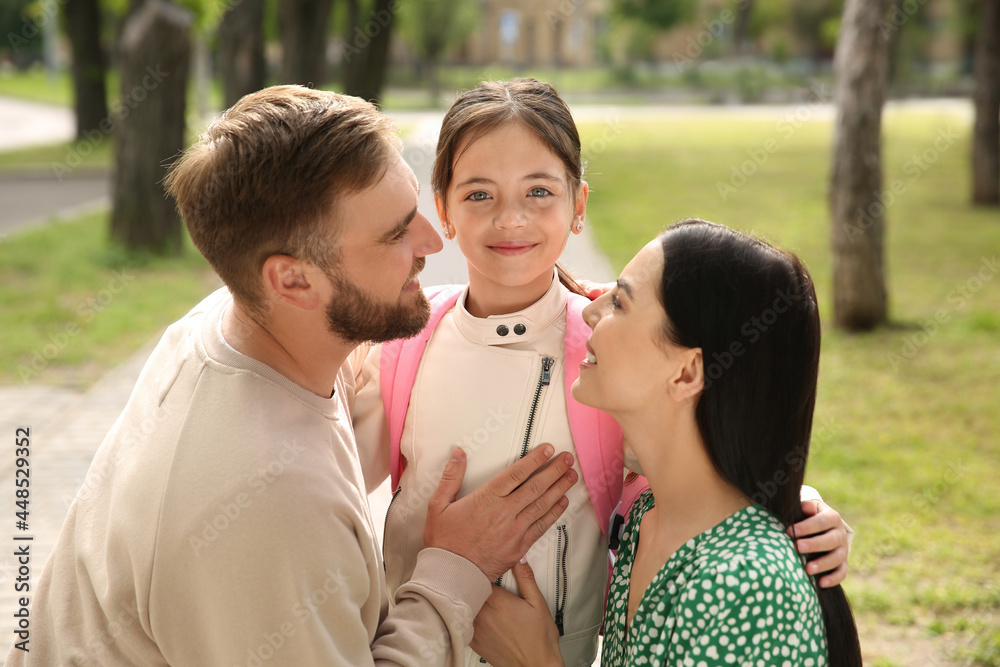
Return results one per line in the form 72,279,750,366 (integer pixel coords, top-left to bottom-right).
324,258,430,344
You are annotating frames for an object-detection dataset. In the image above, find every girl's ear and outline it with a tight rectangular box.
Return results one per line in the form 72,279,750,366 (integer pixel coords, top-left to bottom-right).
572,181,589,234
434,194,453,239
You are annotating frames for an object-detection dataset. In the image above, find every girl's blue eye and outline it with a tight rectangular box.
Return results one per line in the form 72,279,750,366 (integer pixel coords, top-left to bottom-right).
467,191,491,201
528,187,551,197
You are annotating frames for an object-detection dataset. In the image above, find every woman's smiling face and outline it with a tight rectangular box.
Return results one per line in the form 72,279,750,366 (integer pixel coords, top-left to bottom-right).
437,122,587,297
572,240,692,417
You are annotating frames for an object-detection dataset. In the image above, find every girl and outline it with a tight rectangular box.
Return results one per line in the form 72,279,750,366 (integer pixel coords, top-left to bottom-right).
470,220,862,666
351,80,851,667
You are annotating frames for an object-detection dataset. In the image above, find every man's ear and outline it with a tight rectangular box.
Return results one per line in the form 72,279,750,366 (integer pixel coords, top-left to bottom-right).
434,194,452,239
261,255,323,310
669,348,704,402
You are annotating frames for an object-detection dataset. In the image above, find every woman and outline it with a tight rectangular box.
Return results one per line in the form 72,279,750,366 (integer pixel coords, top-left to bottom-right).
471,219,862,666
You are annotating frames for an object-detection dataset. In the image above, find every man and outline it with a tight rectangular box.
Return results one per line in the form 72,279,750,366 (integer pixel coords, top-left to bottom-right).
8,86,577,666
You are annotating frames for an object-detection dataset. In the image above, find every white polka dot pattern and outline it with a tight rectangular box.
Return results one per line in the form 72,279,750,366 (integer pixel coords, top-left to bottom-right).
601,492,828,666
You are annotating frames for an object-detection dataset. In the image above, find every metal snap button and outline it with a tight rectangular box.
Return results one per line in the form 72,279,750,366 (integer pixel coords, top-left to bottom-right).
513,323,526,335
496,324,509,336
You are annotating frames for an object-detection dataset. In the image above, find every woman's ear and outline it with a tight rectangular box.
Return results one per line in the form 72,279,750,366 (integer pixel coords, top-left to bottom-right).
434,194,453,239
669,348,704,402
261,255,323,311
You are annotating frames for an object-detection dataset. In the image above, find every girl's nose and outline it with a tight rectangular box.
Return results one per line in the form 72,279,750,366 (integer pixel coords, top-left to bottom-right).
493,203,527,230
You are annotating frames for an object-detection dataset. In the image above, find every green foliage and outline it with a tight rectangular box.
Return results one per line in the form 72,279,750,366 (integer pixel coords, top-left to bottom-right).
579,110,1000,664
397,0,479,63
0,210,216,386
1,0,44,62
614,0,698,31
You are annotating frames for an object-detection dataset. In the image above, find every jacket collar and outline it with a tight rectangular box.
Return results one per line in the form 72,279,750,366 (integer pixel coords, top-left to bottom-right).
454,271,567,346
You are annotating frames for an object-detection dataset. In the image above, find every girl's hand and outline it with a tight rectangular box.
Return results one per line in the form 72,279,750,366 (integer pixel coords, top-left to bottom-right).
470,560,565,667
789,499,851,588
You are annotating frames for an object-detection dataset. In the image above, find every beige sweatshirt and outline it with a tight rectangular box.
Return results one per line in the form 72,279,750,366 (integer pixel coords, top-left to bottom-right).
6,288,490,666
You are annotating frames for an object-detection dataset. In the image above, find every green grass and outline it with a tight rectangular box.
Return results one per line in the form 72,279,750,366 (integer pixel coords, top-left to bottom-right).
580,110,1000,664
0,210,218,387
0,65,223,116
0,137,113,171
0,68,77,106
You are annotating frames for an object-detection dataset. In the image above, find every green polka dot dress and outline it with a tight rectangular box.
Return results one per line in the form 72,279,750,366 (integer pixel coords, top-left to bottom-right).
601,491,828,666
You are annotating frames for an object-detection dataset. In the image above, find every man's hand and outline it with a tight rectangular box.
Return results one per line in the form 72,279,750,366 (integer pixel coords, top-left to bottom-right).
471,561,565,667
789,499,850,588
425,445,578,581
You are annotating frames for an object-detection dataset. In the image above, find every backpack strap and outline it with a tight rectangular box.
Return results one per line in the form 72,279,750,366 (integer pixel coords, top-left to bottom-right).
563,292,626,536
380,285,465,491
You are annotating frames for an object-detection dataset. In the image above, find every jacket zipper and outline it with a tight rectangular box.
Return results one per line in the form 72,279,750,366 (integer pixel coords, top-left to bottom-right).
555,524,568,636
484,356,556,663
519,356,554,459
383,486,402,551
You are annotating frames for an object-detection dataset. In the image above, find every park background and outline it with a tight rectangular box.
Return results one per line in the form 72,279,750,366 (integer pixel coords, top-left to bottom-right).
0,0,998,664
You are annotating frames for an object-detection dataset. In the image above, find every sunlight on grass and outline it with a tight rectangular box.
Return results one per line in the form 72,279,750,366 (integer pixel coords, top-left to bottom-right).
580,110,1000,665
0,210,218,387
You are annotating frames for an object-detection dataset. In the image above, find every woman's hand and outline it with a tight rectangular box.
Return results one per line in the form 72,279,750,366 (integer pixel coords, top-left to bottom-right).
576,280,614,301
470,560,565,667
789,499,851,588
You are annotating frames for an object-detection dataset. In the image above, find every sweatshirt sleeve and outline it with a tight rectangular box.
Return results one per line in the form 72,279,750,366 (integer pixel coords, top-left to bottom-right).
373,548,492,665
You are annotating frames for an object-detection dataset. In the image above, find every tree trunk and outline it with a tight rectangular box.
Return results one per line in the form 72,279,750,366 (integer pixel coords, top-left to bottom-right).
829,0,893,331
972,0,1000,206
278,0,335,86
64,0,109,139
342,0,395,105
218,0,265,109
733,0,755,56
111,0,191,254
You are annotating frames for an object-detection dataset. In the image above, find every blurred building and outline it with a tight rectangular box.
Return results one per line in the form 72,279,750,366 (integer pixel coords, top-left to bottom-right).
454,0,609,67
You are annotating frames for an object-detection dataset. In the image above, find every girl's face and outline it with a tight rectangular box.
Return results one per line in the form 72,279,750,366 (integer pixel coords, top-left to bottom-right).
437,122,587,300
572,240,697,417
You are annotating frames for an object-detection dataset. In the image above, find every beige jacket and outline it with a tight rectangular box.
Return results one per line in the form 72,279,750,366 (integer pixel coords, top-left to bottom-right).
355,275,608,667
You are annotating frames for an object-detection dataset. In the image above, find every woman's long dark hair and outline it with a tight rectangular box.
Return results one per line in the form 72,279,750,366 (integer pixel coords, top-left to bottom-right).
657,219,861,666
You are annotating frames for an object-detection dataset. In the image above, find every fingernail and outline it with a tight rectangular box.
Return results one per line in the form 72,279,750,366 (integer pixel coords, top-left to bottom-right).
519,555,528,564
542,444,554,457
563,453,574,465
567,470,578,483
808,563,817,573
451,448,464,462
559,497,569,508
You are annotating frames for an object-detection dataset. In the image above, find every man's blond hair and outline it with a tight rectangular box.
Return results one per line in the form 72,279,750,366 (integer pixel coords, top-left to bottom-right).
165,85,400,322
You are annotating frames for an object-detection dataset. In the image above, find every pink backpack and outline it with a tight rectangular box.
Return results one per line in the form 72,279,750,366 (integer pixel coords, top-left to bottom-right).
379,285,649,536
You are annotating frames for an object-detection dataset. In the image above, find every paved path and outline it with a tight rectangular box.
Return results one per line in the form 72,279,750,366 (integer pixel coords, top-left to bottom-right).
0,170,109,237
0,97,73,153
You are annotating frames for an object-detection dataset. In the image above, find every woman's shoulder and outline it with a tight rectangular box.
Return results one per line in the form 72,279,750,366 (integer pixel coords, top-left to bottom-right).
688,505,816,596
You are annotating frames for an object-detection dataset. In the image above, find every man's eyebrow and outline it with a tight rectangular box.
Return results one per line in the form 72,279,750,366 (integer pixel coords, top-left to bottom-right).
377,206,417,244
616,279,634,300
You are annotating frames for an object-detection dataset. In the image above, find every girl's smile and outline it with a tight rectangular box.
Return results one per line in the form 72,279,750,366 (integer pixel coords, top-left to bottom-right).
436,122,588,317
